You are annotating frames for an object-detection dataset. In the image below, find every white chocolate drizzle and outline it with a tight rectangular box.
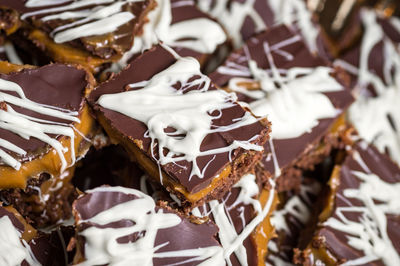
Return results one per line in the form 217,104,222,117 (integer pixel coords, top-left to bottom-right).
197,0,318,51
193,174,276,266
113,0,226,71
323,152,400,266
77,186,224,266
348,87,400,165
22,0,140,43
221,36,343,139
0,215,40,266
98,49,262,180
0,42,23,65
0,78,79,171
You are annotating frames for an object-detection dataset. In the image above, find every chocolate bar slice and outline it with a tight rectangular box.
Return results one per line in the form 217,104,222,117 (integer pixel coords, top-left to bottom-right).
295,142,400,265
0,0,156,72
210,25,354,192
192,173,278,266
0,62,96,188
71,186,224,265
266,177,321,265
89,44,270,207
111,0,228,72
197,0,319,52
0,62,98,226
334,9,400,165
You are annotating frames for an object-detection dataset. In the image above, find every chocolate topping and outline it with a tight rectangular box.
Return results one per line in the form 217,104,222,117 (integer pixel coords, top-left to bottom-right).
1,0,155,59
315,142,400,265
0,63,89,163
73,187,222,265
89,44,269,194
210,25,354,183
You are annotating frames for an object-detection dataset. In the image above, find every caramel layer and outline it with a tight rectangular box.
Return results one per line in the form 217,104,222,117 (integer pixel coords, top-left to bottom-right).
253,187,278,266
4,205,36,242
28,30,117,73
0,104,95,189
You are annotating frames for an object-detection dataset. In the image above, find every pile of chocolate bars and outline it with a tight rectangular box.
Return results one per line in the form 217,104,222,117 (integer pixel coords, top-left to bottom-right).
0,0,399,265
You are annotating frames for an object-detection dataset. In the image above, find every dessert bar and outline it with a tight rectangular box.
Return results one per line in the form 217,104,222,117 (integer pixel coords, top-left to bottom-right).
295,142,400,265
210,25,354,191
89,44,270,207
71,186,224,265
0,0,156,72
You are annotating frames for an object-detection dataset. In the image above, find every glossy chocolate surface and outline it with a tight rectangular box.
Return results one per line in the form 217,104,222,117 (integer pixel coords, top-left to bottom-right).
89,45,268,193
73,188,221,265
318,143,400,265
210,25,354,179
0,0,154,59
0,64,89,163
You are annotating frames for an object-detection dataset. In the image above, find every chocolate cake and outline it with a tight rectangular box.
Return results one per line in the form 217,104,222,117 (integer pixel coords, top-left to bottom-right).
89,44,270,207
210,25,354,192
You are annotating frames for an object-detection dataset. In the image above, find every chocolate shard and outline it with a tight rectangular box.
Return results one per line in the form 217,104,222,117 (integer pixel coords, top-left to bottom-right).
72,186,224,265
0,0,157,72
192,172,277,266
109,0,228,73
295,141,400,265
210,25,354,192
89,44,270,207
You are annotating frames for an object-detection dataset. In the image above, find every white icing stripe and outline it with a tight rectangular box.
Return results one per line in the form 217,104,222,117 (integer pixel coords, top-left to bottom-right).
22,0,140,43
323,154,400,266
193,174,276,266
78,186,224,266
0,78,79,171
223,36,342,139
0,216,40,266
98,49,262,180
331,0,356,31
3,42,23,65
113,0,226,71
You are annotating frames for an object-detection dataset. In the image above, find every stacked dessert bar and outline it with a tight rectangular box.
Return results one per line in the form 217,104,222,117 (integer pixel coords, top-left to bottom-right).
0,0,399,265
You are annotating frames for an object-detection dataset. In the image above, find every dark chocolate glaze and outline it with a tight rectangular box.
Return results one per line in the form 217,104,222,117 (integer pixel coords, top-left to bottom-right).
317,142,400,265
0,63,88,164
210,25,354,180
89,44,269,194
73,187,222,266
0,0,154,59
